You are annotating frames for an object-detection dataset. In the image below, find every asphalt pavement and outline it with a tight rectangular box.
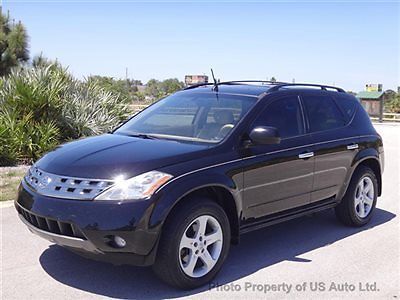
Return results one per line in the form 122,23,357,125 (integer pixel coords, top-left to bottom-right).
1,123,399,299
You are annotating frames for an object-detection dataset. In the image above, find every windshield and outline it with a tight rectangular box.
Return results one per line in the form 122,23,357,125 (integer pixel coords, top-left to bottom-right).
115,92,257,143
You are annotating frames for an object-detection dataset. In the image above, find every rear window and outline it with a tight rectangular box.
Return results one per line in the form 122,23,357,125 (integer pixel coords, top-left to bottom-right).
302,95,347,132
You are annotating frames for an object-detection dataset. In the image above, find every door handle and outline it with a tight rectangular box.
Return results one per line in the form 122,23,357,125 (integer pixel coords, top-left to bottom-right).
347,144,359,150
298,152,314,159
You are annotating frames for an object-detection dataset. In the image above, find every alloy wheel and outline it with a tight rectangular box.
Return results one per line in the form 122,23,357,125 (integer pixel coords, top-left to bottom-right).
354,176,374,218
179,215,223,278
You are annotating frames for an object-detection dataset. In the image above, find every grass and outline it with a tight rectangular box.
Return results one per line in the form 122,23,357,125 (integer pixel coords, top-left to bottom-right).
0,166,29,201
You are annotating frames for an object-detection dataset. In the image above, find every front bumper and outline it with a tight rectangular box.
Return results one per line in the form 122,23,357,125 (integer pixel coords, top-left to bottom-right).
15,180,162,266
17,211,99,252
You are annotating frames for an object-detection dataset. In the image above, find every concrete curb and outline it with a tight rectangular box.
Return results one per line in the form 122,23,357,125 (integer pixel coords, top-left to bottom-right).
1,200,15,208
372,122,400,126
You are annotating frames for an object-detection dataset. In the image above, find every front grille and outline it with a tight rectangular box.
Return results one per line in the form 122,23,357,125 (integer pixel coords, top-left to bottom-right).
17,205,86,239
25,166,114,200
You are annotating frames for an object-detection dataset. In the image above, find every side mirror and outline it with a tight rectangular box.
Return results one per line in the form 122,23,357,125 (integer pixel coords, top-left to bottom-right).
248,126,281,145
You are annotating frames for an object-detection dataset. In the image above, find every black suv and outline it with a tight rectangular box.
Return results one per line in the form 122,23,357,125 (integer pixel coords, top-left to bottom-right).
16,81,384,289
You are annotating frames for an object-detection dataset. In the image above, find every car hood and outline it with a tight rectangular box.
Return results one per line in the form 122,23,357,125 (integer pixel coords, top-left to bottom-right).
35,134,211,179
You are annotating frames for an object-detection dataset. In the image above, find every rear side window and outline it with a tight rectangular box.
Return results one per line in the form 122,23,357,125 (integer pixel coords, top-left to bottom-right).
334,95,357,120
302,95,346,132
253,96,304,138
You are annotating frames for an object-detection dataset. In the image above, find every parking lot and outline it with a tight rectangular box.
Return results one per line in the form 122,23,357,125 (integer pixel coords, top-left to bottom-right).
1,124,399,299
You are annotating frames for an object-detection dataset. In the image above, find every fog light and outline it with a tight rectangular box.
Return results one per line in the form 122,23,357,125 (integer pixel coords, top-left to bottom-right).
113,236,126,248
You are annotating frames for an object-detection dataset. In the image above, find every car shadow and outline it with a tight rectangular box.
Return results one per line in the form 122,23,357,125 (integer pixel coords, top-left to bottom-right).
39,208,396,299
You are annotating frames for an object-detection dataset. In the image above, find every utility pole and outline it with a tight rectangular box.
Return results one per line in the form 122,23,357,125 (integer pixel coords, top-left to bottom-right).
125,67,129,91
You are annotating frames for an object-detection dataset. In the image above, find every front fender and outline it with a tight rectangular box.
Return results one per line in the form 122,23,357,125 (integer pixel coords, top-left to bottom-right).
149,169,243,229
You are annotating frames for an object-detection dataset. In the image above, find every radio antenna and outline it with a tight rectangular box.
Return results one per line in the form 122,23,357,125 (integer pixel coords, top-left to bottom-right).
211,68,218,92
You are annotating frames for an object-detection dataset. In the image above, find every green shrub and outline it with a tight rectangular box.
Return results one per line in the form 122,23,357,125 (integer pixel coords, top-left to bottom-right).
0,110,60,165
0,65,70,137
62,80,128,138
385,94,400,113
0,64,129,166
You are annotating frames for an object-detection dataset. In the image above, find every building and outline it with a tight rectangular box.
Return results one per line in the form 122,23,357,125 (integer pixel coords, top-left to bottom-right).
365,83,383,92
356,83,387,122
185,75,208,86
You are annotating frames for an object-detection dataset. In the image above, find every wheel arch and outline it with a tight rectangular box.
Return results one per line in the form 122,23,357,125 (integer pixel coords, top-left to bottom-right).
347,154,382,198
355,157,382,196
150,174,242,246
173,185,240,244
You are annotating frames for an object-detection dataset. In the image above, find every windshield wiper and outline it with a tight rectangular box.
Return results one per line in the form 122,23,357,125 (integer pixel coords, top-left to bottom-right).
127,133,159,140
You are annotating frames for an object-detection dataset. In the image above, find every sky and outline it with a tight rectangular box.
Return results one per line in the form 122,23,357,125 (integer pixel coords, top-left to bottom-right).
2,0,400,92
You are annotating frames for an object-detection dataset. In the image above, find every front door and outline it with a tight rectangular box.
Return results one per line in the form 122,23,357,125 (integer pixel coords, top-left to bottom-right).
242,95,314,220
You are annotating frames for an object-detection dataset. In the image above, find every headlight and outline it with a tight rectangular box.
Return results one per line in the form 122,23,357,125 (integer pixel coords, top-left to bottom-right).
95,171,173,201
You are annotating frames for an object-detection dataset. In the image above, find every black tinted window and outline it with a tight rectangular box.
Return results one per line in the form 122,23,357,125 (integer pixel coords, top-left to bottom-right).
334,95,357,120
302,95,346,132
253,96,304,138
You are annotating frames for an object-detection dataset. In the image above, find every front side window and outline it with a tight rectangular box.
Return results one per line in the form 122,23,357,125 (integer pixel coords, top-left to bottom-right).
115,92,257,143
302,95,346,132
252,96,304,138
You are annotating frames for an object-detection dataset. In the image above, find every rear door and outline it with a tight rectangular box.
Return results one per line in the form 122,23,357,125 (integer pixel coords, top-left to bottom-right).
300,92,359,203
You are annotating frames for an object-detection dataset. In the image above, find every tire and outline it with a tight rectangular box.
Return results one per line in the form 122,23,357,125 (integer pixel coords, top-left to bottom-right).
153,197,231,289
335,165,378,227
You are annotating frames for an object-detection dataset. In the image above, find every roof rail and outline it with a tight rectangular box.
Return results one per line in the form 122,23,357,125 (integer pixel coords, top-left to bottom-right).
219,80,288,85
184,80,288,90
184,82,213,90
269,83,345,93
183,81,346,93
